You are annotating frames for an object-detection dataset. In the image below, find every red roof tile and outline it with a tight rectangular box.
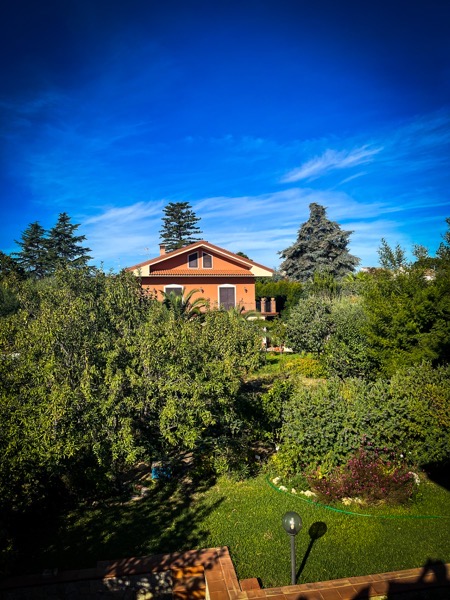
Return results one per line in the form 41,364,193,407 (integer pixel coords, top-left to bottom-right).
148,270,252,277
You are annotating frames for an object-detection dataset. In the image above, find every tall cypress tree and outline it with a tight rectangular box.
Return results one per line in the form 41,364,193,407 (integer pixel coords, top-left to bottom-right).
13,221,49,279
280,203,360,282
159,202,202,252
47,212,92,270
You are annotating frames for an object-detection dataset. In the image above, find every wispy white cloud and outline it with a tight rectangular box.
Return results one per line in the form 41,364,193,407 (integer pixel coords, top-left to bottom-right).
84,201,163,225
281,145,383,183
83,202,164,267
339,172,367,185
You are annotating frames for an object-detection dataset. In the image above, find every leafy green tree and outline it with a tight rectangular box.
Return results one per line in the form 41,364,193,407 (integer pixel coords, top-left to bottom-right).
0,268,263,511
46,212,92,270
362,239,450,375
436,217,450,260
378,238,408,270
305,271,340,299
133,306,263,449
13,222,49,279
159,202,202,251
0,268,152,511
279,203,360,282
285,296,333,355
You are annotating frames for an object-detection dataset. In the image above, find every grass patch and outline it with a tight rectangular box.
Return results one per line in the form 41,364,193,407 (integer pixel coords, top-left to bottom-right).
4,472,449,588
254,352,300,377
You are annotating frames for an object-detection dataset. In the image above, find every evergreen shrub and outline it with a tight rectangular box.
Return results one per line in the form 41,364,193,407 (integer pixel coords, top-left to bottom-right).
279,363,450,474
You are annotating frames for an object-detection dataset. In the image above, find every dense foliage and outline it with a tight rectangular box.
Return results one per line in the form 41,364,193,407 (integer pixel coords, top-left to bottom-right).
278,363,450,475
11,213,91,278
362,260,450,375
0,269,262,513
255,279,303,315
285,296,333,355
159,201,203,251
279,203,360,282
323,297,375,379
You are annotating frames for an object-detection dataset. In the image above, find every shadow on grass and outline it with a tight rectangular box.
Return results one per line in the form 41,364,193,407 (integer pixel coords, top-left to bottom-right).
5,474,223,577
424,461,450,491
352,558,450,599
296,521,327,582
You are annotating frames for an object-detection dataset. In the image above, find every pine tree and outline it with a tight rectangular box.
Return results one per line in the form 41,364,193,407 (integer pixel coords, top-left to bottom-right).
47,212,91,270
159,202,202,252
13,221,49,279
280,203,360,282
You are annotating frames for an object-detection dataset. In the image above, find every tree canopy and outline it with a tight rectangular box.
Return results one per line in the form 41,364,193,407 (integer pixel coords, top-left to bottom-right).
159,202,203,252
0,268,262,512
10,214,91,279
13,221,49,279
279,203,360,282
46,212,92,270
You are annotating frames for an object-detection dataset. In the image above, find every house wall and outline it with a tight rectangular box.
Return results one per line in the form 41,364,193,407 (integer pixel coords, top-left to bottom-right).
139,276,256,311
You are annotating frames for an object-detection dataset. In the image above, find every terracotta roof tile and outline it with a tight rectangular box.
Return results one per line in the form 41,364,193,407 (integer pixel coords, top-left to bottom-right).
149,270,252,277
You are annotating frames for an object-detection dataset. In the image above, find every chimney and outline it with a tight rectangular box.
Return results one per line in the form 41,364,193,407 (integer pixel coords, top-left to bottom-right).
159,244,166,255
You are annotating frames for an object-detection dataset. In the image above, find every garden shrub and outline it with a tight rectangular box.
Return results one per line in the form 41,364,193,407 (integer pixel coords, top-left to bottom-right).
279,363,450,474
308,446,416,505
261,379,294,439
283,355,327,378
323,298,377,379
285,296,333,355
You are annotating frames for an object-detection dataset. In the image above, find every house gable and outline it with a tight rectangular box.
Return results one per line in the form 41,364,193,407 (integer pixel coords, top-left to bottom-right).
126,241,274,277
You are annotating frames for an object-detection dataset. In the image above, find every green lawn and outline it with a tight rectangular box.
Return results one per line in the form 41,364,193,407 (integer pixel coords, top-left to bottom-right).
6,472,450,588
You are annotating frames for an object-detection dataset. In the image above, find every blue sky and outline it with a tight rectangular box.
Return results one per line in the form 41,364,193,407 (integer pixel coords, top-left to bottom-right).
1,0,449,271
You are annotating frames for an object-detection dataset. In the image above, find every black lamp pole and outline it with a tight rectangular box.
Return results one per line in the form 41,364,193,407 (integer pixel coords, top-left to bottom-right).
282,511,302,585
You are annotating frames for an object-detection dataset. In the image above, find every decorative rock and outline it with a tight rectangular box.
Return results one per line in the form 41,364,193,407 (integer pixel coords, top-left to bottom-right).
299,490,317,497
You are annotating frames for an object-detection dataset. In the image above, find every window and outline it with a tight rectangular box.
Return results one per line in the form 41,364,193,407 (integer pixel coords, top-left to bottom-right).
219,285,236,310
164,285,183,296
188,252,198,268
203,252,212,268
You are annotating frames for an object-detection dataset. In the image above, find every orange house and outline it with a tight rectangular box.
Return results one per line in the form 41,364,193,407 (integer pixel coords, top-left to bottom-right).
126,241,276,314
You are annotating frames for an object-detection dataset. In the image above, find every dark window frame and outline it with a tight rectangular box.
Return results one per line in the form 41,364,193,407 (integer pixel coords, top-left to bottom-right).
188,252,198,268
203,252,213,269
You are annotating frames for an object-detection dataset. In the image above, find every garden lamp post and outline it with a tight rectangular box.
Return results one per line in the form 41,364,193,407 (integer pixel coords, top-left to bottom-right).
282,511,302,585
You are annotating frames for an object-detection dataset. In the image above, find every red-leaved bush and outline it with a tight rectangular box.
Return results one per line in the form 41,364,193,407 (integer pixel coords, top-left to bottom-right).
308,447,416,505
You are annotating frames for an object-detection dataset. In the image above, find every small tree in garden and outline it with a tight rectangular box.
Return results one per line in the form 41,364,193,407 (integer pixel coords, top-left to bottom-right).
323,297,376,379
285,296,333,355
